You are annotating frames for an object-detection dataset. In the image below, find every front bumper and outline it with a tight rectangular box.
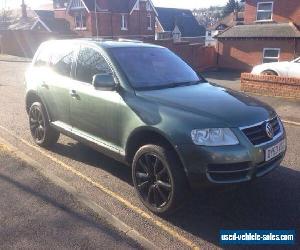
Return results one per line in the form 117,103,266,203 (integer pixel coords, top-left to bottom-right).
177,127,287,189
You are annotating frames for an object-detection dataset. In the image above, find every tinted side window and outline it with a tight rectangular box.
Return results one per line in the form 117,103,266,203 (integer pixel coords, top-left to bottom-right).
75,47,111,84
50,46,74,77
34,47,51,67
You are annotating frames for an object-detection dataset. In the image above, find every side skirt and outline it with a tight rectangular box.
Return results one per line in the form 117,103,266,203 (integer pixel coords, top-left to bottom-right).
51,122,129,166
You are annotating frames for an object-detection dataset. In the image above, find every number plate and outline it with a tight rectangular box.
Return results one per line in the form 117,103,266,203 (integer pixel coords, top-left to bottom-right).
265,140,286,162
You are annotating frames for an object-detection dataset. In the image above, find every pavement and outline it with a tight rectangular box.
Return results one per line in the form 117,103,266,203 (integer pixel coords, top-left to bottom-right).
0,145,140,249
0,58,299,249
0,54,31,63
203,69,300,123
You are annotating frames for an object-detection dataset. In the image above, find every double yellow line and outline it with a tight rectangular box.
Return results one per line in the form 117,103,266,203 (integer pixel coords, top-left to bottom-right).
0,125,200,249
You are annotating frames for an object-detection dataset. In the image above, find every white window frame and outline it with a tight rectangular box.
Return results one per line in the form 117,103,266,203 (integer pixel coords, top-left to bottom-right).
173,32,181,42
147,14,152,30
263,48,280,63
256,1,273,22
121,14,128,30
74,13,87,30
146,1,151,11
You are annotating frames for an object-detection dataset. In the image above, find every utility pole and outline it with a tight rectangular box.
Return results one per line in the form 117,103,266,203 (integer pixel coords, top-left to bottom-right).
21,0,27,18
94,0,99,38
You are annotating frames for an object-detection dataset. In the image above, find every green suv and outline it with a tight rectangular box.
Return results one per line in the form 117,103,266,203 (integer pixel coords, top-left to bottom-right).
25,39,287,215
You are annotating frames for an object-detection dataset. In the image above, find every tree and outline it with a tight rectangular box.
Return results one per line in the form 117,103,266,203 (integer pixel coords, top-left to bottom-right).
222,0,242,17
0,9,15,29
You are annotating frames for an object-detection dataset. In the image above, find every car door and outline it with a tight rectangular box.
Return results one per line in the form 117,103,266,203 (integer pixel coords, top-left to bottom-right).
34,44,55,118
70,45,122,151
38,42,76,127
288,58,300,78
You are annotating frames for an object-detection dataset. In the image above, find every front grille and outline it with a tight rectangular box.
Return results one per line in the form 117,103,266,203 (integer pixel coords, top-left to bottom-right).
208,162,250,172
242,117,281,146
207,162,251,183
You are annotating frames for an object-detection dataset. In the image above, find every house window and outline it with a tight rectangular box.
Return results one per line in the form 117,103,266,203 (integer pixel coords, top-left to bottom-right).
74,13,86,30
121,14,128,30
173,33,181,42
263,48,280,63
257,2,273,21
147,14,152,30
54,0,68,9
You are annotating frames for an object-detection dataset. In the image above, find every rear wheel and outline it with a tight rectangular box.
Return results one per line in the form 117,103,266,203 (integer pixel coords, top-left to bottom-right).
29,102,60,148
132,144,189,215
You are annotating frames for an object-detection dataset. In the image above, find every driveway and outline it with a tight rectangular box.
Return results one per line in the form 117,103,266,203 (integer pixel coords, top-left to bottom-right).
0,147,139,249
203,69,300,123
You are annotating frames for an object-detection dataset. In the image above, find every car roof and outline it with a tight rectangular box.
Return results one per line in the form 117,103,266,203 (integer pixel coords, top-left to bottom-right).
42,38,164,49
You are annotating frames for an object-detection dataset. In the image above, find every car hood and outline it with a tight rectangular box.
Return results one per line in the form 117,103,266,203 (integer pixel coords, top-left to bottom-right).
136,82,276,128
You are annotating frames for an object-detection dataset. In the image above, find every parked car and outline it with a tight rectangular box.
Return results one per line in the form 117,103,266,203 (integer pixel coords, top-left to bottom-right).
252,57,300,77
25,39,287,215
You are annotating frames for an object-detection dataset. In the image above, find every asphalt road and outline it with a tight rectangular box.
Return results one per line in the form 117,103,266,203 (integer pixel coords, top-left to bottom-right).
0,61,299,249
0,148,139,249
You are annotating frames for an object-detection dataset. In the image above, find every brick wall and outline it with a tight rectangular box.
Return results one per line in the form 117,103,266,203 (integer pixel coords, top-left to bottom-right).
147,39,217,72
245,0,300,25
217,38,300,71
0,30,216,72
0,30,77,57
241,73,300,99
55,9,155,38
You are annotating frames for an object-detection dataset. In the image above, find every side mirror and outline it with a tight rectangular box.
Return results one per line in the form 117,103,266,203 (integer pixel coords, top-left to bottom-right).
92,73,116,91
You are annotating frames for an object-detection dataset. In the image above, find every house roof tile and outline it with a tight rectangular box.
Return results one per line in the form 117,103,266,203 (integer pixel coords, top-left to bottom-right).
8,9,72,34
217,23,300,38
208,12,244,31
83,0,137,13
156,7,205,37
35,10,72,34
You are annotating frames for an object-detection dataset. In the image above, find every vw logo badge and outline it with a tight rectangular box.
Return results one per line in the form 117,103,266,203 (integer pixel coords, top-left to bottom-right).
265,122,274,139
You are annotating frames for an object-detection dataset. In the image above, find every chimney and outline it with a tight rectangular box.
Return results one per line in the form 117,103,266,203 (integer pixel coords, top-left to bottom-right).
21,0,27,19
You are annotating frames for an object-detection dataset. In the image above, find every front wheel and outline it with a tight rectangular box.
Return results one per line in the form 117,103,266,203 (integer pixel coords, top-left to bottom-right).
29,102,60,148
132,144,189,215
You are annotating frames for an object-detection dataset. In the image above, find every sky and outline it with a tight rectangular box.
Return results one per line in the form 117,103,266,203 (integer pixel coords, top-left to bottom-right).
2,0,228,10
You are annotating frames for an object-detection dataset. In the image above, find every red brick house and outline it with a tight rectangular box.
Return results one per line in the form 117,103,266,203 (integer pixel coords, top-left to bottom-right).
53,0,157,38
217,0,300,71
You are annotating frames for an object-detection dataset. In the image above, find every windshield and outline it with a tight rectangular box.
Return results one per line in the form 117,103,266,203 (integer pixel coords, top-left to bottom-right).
109,47,203,90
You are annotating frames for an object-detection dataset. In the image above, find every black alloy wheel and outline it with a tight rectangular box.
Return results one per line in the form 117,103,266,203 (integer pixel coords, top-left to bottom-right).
132,144,189,215
135,153,172,208
28,102,60,147
29,104,46,144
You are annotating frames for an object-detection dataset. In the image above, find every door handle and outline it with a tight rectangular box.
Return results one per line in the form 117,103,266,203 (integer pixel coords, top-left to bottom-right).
70,90,79,99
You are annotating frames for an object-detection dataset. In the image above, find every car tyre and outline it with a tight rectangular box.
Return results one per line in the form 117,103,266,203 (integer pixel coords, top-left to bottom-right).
132,144,189,215
29,102,60,148
262,70,277,76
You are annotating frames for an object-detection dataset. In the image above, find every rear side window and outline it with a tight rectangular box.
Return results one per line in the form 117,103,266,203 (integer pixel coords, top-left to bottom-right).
34,46,52,67
75,47,111,84
50,45,75,78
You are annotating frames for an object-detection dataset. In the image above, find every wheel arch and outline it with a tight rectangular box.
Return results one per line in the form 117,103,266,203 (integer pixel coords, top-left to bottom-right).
125,127,188,173
261,69,279,76
25,91,51,122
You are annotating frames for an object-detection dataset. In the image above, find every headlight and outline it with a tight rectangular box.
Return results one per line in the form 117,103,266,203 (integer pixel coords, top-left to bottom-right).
191,128,239,146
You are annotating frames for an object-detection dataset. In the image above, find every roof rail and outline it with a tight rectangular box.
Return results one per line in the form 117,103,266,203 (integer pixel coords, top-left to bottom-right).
118,38,143,43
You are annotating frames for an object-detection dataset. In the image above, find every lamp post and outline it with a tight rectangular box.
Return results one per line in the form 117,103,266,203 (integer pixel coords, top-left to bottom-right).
94,0,99,38
21,0,27,18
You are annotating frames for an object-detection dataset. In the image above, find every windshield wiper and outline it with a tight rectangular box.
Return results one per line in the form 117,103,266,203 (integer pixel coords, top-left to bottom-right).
163,80,204,89
135,79,206,91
